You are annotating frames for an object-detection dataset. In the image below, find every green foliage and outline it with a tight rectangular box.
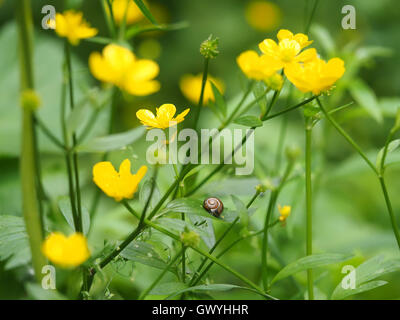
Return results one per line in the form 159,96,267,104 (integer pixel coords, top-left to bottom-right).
0,215,31,269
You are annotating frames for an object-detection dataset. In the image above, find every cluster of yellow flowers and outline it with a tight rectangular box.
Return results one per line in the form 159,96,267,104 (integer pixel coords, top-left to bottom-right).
237,29,345,95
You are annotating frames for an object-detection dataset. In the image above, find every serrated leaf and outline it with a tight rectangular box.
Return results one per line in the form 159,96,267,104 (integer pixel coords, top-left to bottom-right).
75,126,145,153
271,253,352,285
58,197,90,236
210,81,227,117
0,215,31,269
133,0,159,25
120,241,169,270
234,115,263,128
349,79,382,123
331,255,400,300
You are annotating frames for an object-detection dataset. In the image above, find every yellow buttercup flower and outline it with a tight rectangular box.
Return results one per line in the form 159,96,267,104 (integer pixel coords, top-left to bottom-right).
285,57,345,95
89,44,160,96
136,104,190,130
93,159,147,202
55,11,98,45
180,74,225,105
259,29,316,69
245,1,282,32
110,0,144,25
278,205,291,222
237,50,282,80
42,232,90,268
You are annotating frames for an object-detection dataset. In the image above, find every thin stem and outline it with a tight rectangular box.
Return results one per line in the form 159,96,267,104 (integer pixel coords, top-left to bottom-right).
16,0,46,281
34,115,65,150
221,81,254,128
305,120,314,300
379,177,400,249
193,58,210,130
317,98,378,174
139,248,184,300
261,191,278,290
263,96,318,122
101,0,116,39
305,0,319,34
65,41,83,233
318,98,400,251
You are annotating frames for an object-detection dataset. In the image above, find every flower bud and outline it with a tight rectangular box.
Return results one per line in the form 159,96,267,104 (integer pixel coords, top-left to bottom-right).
200,35,219,59
285,145,301,161
264,73,283,91
180,230,200,248
20,89,41,111
255,184,267,193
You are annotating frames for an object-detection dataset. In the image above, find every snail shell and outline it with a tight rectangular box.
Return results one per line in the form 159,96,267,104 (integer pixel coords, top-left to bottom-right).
203,197,224,217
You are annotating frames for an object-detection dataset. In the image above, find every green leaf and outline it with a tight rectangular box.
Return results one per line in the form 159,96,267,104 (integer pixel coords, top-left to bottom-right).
66,98,90,134
165,284,274,300
331,255,400,300
231,195,248,228
139,178,161,211
271,253,352,284
234,115,263,128
310,24,336,55
120,241,169,270
376,139,400,170
126,21,189,39
149,282,188,296
187,215,216,249
0,215,30,269
252,81,268,114
155,217,215,249
58,197,90,236
26,283,67,300
75,126,145,153
162,198,224,221
133,0,159,25
210,81,227,117
349,79,382,123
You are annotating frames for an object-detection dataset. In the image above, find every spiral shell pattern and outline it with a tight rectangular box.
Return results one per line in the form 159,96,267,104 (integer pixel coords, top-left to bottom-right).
203,197,224,217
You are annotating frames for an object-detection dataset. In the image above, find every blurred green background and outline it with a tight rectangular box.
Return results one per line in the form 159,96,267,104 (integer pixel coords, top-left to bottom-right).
1,0,400,300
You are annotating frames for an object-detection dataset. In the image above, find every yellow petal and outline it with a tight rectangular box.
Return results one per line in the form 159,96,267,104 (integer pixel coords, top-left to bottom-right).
156,104,177,122
277,29,293,41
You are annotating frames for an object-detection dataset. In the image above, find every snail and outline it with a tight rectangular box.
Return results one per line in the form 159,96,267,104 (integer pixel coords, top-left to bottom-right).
203,197,224,217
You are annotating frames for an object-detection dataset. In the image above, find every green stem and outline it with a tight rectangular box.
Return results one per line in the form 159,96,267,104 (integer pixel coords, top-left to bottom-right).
261,191,278,290
194,58,210,130
305,0,319,34
379,177,400,249
139,248,184,300
317,98,378,174
221,81,254,128
34,115,65,150
305,120,314,300
65,41,83,233
262,96,318,122
16,0,46,282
